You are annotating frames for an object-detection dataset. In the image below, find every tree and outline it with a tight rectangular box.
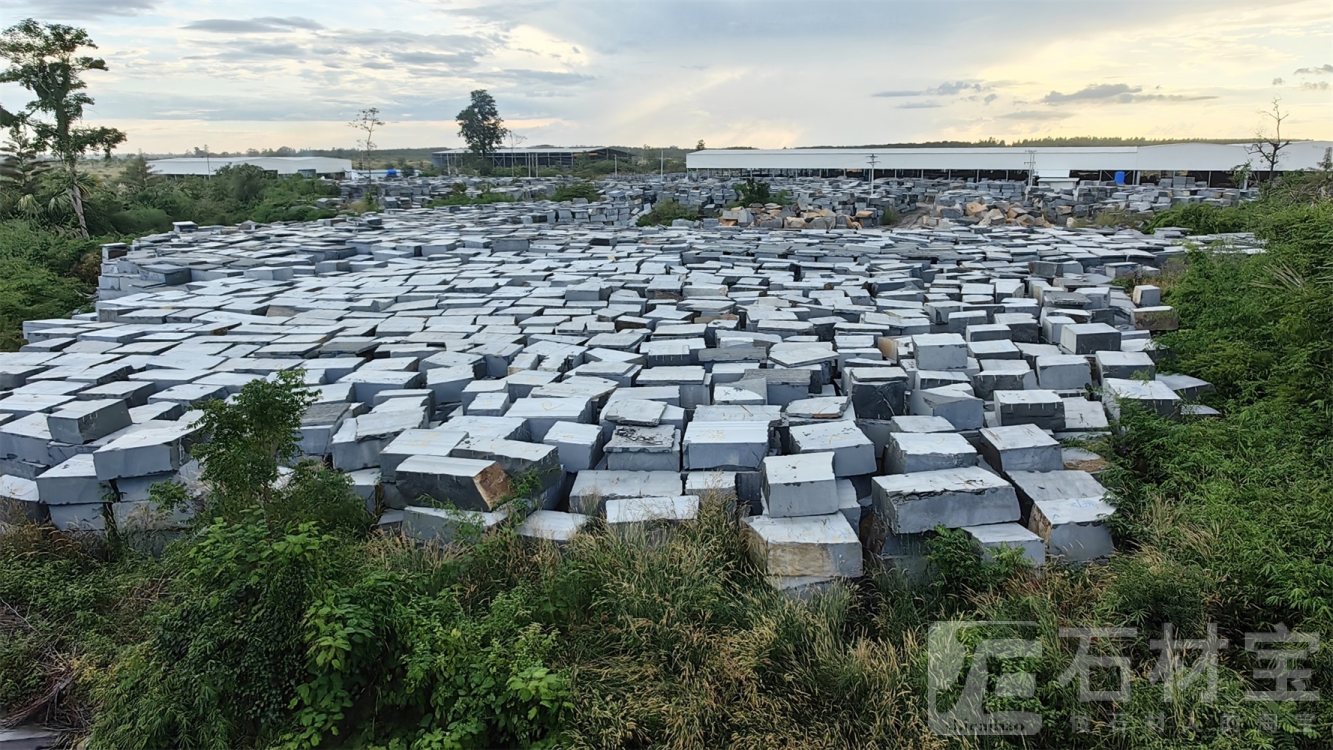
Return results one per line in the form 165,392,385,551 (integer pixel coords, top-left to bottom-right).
0,19,126,238
695,139,706,151
456,89,507,161
116,152,155,195
0,115,53,217
1247,98,1291,182
348,107,385,172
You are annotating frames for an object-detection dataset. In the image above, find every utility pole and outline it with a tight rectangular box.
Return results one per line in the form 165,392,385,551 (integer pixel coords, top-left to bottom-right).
866,153,878,193
204,143,211,178
660,150,665,178
1025,149,1037,189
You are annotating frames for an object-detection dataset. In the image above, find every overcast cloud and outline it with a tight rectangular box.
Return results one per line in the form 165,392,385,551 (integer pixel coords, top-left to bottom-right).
0,0,1329,152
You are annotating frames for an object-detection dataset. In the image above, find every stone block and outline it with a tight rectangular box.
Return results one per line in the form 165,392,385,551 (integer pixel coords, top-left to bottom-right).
604,424,680,471
1094,351,1156,381
45,399,132,444
911,333,968,371
507,397,593,441
762,452,838,517
605,495,699,530
993,389,1065,430
36,454,110,505
1058,322,1121,355
402,504,511,545
683,420,768,471
963,522,1046,566
1035,354,1092,391
394,455,512,511
872,466,1020,534
379,429,469,482
516,509,591,543
843,367,909,419
884,431,976,474
48,502,107,532
541,420,604,472
1102,378,1181,419
569,470,683,515
788,421,876,477
743,513,862,578
92,423,192,480
979,424,1061,474
910,386,984,430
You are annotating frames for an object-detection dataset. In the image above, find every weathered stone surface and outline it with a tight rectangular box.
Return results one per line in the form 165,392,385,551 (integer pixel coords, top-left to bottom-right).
743,513,862,578
394,455,512,511
884,431,976,474
762,452,838,517
872,466,1020,534
402,504,511,545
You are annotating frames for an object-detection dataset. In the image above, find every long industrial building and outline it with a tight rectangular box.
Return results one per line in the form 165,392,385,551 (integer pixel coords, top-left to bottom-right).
685,142,1333,184
147,156,352,178
432,146,634,171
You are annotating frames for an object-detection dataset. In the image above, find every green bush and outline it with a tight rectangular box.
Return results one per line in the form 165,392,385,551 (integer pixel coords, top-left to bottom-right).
109,206,172,234
0,256,90,349
735,177,771,205
1145,202,1251,234
429,191,517,208
549,182,601,202
636,199,697,226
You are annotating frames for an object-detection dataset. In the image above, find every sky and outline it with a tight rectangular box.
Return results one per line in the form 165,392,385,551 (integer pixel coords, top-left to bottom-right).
1,0,1331,154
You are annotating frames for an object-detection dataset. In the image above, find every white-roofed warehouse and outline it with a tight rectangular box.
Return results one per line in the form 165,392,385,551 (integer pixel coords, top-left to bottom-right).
685,142,1333,184
147,156,352,177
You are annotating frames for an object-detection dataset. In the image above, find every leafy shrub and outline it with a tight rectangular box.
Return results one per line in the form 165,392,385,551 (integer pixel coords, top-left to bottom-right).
1145,202,1250,234
735,177,771,205
429,191,517,208
550,181,600,202
0,256,90,349
636,199,697,226
109,206,172,234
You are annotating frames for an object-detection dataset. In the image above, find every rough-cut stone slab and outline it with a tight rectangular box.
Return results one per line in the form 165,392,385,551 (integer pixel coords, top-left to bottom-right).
743,513,862,577
872,466,1020,534
394,455,511,511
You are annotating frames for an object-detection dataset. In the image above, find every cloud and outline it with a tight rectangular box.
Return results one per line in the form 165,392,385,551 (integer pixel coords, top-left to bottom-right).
928,80,983,95
183,17,324,33
1294,63,1333,75
997,110,1073,121
392,51,481,66
1303,80,1330,90
897,102,942,109
872,80,993,99
0,0,157,17
1273,77,1285,85
983,93,999,105
1041,83,1139,103
487,68,594,86
1041,82,1215,104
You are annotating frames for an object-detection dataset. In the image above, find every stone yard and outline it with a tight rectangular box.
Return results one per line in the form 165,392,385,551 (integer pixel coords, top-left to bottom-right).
0,206,1220,590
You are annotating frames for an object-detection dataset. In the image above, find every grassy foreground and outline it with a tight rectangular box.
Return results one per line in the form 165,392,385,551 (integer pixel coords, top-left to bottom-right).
2,174,1331,748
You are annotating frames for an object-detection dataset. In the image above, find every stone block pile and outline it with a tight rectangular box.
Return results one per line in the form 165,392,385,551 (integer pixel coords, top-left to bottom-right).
2,207,1224,591
919,178,1256,229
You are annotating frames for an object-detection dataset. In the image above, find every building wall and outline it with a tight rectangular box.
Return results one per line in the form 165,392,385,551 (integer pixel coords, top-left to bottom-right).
685,142,1333,176
148,156,352,177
